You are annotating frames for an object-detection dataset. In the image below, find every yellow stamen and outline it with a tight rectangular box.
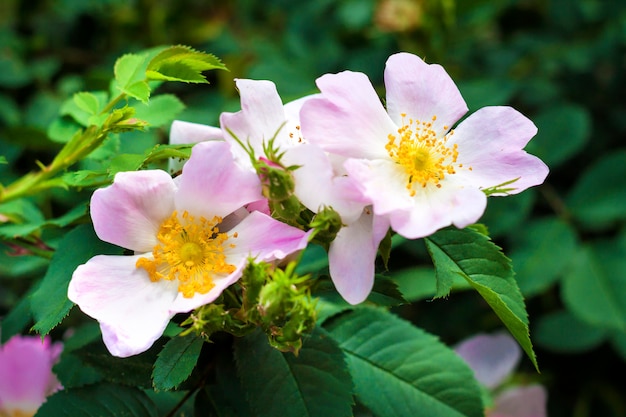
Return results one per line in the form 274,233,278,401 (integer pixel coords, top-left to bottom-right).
136,211,236,298
385,114,460,196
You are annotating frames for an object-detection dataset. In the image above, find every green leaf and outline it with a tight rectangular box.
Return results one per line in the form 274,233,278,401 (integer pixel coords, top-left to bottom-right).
0,286,34,342
566,150,626,229
60,91,109,127
561,242,626,332
425,227,538,370
133,94,185,128
146,45,227,84
114,53,151,102
534,310,607,353
73,92,101,115
152,334,204,391
198,345,254,417
314,276,407,324
509,217,579,297
31,223,124,335
34,383,158,417
73,339,160,389
234,327,353,417
324,307,484,417
378,228,393,269
526,104,591,168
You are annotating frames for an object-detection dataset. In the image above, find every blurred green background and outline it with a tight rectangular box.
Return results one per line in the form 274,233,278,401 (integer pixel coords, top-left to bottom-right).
1,0,626,416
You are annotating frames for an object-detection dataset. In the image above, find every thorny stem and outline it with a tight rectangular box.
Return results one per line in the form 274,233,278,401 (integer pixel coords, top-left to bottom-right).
0,91,128,204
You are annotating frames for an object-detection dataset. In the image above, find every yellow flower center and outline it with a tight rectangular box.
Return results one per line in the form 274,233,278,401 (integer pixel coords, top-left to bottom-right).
136,210,237,298
386,114,464,196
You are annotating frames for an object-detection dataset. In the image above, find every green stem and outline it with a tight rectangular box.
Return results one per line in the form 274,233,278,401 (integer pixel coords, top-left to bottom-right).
0,126,104,203
100,92,126,115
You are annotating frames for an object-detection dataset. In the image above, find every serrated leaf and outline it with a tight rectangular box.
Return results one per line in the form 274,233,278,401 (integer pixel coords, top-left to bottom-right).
146,45,226,84
152,334,203,391
133,94,185,128
114,53,151,102
74,92,101,115
31,223,124,335
425,227,538,370
234,327,353,417
199,345,254,417
60,91,109,127
324,307,484,417
314,276,407,324
34,383,158,417
566,150,626,230
562,242,626,332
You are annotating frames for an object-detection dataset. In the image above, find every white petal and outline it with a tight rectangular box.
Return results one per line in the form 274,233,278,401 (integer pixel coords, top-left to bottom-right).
68,255,179,357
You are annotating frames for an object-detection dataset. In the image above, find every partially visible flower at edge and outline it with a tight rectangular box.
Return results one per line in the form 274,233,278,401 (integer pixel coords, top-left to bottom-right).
0,334,62,417
455,333,548,417
300,52,549,240
68,141,310,357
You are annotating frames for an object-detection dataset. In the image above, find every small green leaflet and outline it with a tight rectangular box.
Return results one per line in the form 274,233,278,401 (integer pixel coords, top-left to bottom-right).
425,226,539,370
0,155,7,164
234,327,353,417
114,53,151,103
324,307,484,417
34,383,158,417
152,334,204,391
146,45,227,83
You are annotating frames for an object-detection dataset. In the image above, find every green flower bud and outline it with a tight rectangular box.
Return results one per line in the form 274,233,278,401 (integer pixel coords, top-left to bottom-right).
309,206,343,246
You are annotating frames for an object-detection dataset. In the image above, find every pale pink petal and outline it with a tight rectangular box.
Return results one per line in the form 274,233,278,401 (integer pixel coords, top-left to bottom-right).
388,187,486,239
0,335,61,414
301,71,396,159
282,144,366,222
283,94,321,122
450,106,549,194
246,199,271,216
176,141,263,218
455,333,522,389
168,120,225,173
91,170,176,252
328,209,390,304
385,52,467,133
169,120,224,145
68,255,179,357
344,158,414,214
225,210,310,261
490,385,548,417
345,157,487,239
220,79,288,162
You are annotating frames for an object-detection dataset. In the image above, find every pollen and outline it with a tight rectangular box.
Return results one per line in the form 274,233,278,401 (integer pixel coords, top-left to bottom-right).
385,114,459,196
136,210,236,298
